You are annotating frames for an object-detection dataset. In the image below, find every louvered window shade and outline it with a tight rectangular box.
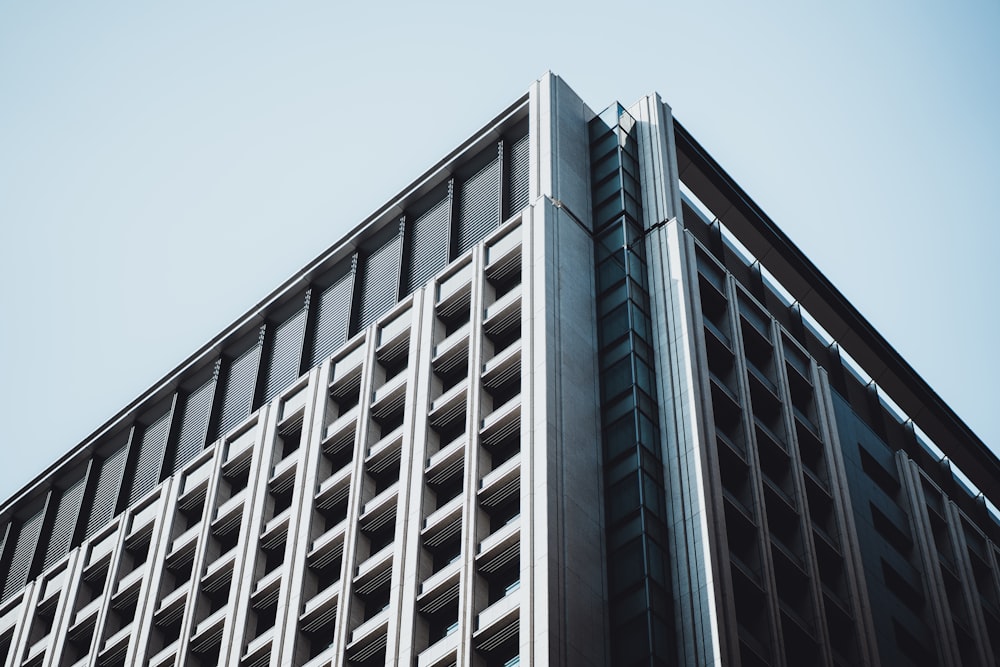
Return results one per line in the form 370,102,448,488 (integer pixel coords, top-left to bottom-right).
311,272,354,366
264,309,306,402
216,344,261,438
85,444,128,538
2,508,45,600
508,134,530,214
172,380,215,473
357,234,402,331
406,197,451,293
456,155,500,255
43,476,86,570
127,412,170,505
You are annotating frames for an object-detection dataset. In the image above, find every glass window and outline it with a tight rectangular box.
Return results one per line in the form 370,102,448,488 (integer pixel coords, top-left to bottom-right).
622,172,640,202
607,515,643,553
639,451,663,485
613,609,650,664
599,304,631,347
603,394,635,427
624,191,641,222
627,276,650,307
599,337,632,371
608,476,641,525
652,610,673,658
598,282,628,317
647,578,670,618
631,335,654,365
603,423,635,461
635,389,658,422
597,253,627,290
646,538,668,586
624,219,643,245
619,151,640,184
606,451,640,487
642,472,666,520
593,177,625,215
590,149,622,187
601,357,634,403
628,252,648,290
595,195,626,227
609,538,645,592
635,357,654,396
643,513,669,548
610,586,648,625
637,413,657,451
632,314,650,345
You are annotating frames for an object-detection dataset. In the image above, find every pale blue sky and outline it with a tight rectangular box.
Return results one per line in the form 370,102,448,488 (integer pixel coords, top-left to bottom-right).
1,1,997,497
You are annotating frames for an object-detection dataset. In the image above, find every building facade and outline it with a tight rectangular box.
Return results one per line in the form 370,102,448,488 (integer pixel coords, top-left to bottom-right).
0,74,996,667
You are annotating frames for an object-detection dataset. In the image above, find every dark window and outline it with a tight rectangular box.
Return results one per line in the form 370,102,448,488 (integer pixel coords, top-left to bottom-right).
507,133,530,215
215,342,261,438
2,507,45,600
357,230,403,331
172,379,215,473
263,307,307,402
85,441,129,538
406,195,451,292
128,411,171,505
870,503,912,555
455,151,501,255
881,559,924,609
858,444,900,497
311,269,355,366
42,475,87,569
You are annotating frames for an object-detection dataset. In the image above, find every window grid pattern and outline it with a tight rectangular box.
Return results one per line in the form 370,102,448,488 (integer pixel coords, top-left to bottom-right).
0,127,529,569
694,239,867,666
0,219,527,667
681,175,1000,665
0,84,995,667
589,106,674,667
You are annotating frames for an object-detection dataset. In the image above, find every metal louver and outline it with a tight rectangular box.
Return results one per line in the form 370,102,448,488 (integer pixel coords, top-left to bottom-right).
311,271,354,367
456,154,501,254
85,444,129,538
172,379,215,473
216,343,261,438
406,197,450,292
42,476,87,570
2,508,45,600
264,308,307,402
357,233,402,331
128,411,171,505
508,134,530,214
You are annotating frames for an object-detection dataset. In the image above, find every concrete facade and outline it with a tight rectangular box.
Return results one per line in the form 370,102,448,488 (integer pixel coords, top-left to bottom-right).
0,74,997,667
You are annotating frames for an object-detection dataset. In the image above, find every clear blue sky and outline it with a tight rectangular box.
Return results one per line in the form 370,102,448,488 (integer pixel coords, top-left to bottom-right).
1,1,997,497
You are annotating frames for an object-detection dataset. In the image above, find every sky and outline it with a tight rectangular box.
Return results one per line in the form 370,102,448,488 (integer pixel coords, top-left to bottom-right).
0,1,997,499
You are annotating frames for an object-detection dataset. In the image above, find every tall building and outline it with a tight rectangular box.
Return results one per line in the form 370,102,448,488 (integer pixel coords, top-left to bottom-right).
0,73,995,667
